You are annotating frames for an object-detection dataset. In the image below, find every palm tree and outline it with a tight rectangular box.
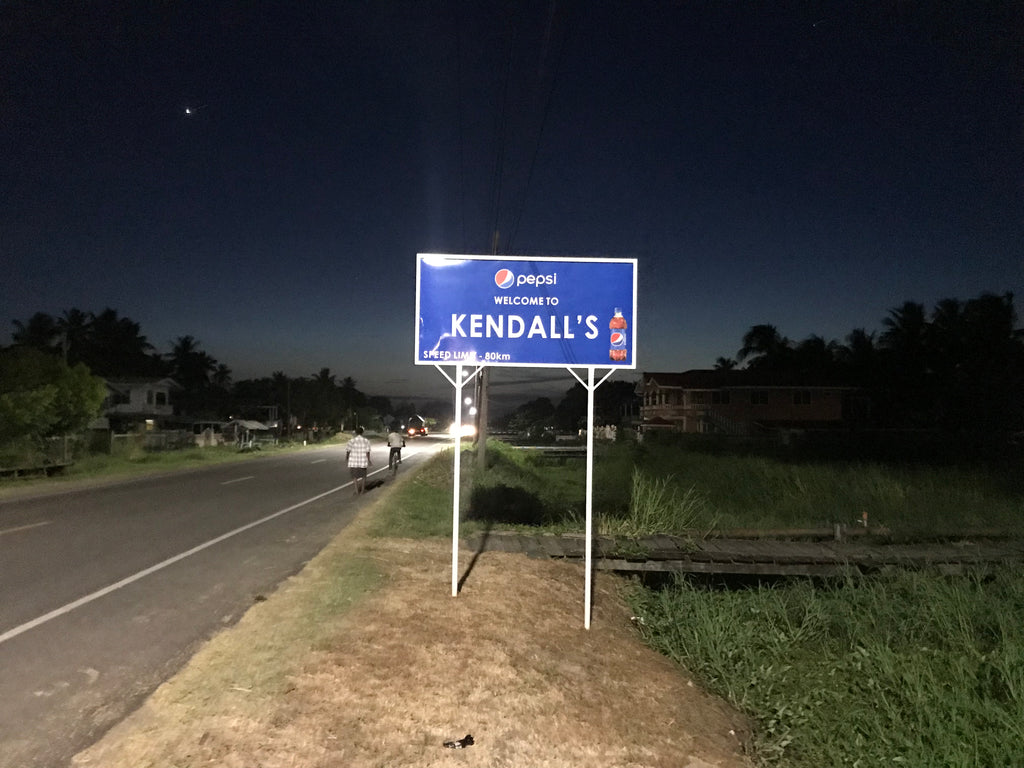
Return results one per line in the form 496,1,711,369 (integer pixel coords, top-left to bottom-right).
880,301,929,359
212,364,232,389
309,368,340,427
170,334,199,360
168,336,220,416
714,357,737,370
960,292,1017,356
312,368,336,387
951,293,1023,432
927,298,964,375
56,308,92,364
87,308,160,377
737,324,791,369
836,328,877,379
11,312,61,351
792,335,838,376
271,371,292,435
878,301,932,426
169,336,218,382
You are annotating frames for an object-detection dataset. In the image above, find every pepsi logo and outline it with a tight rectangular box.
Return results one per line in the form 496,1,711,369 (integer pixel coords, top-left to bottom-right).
610,331,627,347
494,269,515,289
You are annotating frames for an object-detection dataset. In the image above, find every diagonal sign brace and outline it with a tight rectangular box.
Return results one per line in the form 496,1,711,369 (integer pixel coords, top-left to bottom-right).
417,254,638,628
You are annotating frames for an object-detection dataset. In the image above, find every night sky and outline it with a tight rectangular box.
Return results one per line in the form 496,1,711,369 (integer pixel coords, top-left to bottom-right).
2,1,1021,408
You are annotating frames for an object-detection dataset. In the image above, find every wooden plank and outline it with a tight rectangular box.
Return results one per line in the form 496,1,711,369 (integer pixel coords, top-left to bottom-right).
536,535,568,558
476,531,527,553
463,532,1024,573
639,535,682,558
593,559,851,576
555,533,587,558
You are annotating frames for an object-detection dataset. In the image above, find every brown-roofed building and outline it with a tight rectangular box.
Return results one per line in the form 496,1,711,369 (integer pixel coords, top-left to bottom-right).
638,370,857,435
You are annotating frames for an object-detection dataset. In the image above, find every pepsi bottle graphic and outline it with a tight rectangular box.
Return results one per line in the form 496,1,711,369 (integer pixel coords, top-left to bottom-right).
609,308,628,362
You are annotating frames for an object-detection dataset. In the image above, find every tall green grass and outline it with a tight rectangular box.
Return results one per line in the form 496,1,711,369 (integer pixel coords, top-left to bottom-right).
599,469,715,537
372,438,1023,539
628,570,1024,767
376,440,1024,767
597,441,1024,537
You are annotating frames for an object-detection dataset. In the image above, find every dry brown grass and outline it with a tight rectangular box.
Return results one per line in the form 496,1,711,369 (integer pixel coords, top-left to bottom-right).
72,483,754,768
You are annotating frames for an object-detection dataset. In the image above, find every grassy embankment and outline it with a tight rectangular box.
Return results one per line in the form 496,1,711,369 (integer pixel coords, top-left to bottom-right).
376,436,1024,768
8,432,1022,766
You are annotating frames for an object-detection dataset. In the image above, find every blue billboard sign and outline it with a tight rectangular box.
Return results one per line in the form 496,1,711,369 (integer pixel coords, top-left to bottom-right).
416,254,637,368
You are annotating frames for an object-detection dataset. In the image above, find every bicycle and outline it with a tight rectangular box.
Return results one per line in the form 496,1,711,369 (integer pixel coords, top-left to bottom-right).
388,446,403,477
386,428,406,479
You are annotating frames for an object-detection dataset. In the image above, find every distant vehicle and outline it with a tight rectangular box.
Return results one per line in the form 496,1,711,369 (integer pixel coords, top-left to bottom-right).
406,424,428,437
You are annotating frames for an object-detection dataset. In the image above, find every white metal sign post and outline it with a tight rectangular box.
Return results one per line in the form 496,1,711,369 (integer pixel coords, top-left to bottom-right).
567,365,616,628
415,254,637,627
432,362,483,596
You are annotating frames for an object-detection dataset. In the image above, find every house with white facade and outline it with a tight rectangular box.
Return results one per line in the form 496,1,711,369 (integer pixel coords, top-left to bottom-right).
90,378,180,431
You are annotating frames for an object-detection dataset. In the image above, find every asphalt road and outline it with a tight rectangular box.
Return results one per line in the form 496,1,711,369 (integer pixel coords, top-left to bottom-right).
0,438,443,768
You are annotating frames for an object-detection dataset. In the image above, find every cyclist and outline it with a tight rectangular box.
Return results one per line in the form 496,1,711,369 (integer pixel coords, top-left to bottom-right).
386,424,406,472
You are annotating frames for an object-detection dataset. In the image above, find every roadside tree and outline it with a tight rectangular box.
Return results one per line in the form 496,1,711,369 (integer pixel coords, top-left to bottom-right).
0,346,106,445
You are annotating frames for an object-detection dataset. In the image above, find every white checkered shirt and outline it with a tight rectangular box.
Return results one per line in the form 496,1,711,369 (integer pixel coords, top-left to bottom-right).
346,434,371,468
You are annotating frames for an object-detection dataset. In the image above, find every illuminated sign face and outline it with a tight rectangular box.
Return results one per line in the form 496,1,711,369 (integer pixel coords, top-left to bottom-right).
415,254,637,368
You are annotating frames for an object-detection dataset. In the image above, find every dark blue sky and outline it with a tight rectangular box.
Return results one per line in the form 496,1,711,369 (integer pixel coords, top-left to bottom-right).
2,1,1021,407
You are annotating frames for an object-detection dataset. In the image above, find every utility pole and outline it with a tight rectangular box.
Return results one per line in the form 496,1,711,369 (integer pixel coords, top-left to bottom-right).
478,229,501,471
476,368,488,470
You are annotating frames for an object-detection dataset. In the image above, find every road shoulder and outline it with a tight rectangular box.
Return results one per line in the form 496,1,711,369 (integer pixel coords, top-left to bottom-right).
72,481,753,768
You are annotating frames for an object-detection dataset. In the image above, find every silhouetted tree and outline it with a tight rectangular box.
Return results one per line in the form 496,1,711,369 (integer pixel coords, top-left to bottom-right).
89,309,163,377
722,293,1024,435
12,308,164,377
11,312,61,352
309,368,342,428
504,397,556,435
933,292,1023,432
792,334,838,376
835,329,877,377
56,308,91,363
876,301,933,426
595,379,640,425
212,364,232,388
168,335,222,417
0,346,106,444
552,383,587,433
737,324,791,369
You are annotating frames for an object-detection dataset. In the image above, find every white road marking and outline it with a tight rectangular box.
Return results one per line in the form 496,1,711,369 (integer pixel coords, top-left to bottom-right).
0,520,52,537
220,475,255,485
0,482,353,646
310,459,326,464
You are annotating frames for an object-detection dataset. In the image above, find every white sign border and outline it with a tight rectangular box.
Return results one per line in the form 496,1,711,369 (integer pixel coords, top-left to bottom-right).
415,253,638,369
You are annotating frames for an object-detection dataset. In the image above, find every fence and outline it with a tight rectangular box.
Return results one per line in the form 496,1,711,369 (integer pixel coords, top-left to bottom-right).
0,436,77,477
109,430,194,455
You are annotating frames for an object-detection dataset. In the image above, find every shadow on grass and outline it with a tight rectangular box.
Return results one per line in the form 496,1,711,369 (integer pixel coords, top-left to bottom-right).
457,520,493,594
457,484,546,594
467,484,546,525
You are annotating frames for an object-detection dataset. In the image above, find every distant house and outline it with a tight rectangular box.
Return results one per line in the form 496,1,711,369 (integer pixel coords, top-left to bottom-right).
91,378,181,432
638,370,857,435
222,419,274,449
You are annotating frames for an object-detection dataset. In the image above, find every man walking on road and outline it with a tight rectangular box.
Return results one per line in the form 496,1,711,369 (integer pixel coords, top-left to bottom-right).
346,427,372,494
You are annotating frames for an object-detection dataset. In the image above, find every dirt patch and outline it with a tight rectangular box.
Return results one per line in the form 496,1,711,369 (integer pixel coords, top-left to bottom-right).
72,496,754,768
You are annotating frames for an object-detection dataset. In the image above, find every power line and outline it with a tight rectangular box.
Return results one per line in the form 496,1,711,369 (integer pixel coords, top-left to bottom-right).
453,1,467,253
488,11,518,255
505,1,576,253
